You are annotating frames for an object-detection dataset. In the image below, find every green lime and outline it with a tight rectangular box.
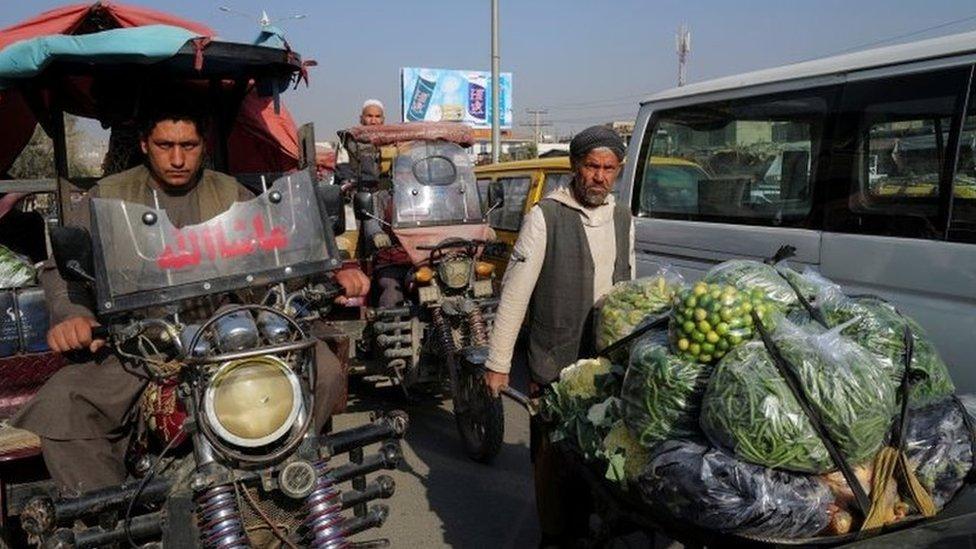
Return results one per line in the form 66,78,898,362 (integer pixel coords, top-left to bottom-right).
689,343,701,356
701,342,715,354
700,353,713,363
677,338,690,351
692,331,705,343
694,308,708,321
697,320,711,333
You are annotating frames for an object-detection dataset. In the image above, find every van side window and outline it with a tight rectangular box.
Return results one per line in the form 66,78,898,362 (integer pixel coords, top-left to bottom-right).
493,176,531,231
826,66,971,239
635,89,831,227
951,86,976,243
542,172,572,197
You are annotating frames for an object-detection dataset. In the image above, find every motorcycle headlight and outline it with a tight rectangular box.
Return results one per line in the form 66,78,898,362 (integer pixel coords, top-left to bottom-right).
203,355,302,448
438,258,472,289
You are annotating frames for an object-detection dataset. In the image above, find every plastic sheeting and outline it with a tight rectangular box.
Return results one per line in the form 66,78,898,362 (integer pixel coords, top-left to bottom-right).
0,2,300,175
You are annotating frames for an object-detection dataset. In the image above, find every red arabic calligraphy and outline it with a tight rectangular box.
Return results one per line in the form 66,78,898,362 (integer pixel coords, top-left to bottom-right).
155,214,288,270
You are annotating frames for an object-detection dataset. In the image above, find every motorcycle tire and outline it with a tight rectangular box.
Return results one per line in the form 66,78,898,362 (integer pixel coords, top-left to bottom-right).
452,366,504,463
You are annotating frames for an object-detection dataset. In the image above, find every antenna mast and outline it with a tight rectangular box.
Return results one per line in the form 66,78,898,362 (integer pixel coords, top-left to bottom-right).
676,24,691,87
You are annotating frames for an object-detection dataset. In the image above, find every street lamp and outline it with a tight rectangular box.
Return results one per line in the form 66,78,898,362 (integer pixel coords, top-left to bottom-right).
491,0,500,163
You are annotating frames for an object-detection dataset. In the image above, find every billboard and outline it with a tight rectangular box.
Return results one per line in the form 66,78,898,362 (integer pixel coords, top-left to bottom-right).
400,67,512,129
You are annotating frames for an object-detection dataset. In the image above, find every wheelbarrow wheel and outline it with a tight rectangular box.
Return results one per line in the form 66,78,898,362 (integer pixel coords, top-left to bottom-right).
452,365,504,463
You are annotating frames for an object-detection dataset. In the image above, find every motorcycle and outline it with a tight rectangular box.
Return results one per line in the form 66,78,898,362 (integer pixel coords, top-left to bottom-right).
11,171,406,548
334,126,506,463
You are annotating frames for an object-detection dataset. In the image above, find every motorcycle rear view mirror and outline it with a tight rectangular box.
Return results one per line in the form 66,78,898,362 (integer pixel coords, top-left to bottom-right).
50,226,95,283
353,190,375,221
315,182,347,236
484,180,504,219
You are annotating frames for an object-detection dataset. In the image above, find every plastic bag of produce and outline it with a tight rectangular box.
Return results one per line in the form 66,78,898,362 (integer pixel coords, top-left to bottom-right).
0,244,35,289
622,338,710,446
700,318,897,473
640,439,833,539
811,277,954,407
703,259,801,309
669,281,774,365
595,268,684,351
904,397,975,510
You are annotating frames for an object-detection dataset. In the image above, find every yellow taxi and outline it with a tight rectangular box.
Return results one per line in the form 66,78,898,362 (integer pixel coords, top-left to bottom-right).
475,156,706,275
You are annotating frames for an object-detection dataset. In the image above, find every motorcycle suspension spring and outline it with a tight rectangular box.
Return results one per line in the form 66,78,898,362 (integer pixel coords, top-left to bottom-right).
431,307,457,356
303,460,347,549
195,484,248,549
466,306,489,347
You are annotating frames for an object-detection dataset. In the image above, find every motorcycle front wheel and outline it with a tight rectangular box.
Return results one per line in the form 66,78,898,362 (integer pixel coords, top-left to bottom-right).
452,364,504,463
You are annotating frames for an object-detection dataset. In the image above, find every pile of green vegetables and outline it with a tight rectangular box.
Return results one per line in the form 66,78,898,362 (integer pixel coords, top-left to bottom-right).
699,321,898,473
540,260,969,538
0,244,35,289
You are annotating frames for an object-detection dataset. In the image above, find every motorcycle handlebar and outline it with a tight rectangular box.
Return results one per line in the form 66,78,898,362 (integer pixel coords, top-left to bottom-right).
91,325,110,340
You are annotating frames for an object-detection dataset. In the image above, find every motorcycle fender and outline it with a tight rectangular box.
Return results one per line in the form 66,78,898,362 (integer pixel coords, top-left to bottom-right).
456,346,489,371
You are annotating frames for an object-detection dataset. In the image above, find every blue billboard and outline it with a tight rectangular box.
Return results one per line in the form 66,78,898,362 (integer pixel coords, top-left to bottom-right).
400,67,513,129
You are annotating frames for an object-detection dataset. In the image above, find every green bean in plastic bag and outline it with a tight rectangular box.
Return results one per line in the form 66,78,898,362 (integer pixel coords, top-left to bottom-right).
622,339,711,447
803,270,954,407
700,318,897,474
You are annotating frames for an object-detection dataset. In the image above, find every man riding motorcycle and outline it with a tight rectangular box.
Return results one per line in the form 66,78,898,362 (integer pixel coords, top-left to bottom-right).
11,101,370,495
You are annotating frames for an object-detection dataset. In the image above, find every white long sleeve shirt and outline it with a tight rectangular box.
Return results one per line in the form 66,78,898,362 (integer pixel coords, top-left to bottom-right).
485,186,635,374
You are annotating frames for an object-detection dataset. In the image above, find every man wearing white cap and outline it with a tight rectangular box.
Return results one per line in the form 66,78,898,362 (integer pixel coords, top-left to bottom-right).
360,99,385,126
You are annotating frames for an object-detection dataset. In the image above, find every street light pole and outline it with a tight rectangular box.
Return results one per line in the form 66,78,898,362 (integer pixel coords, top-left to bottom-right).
491,0,500,163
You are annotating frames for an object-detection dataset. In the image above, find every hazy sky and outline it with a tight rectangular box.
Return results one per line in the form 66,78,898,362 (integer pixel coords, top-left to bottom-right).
4,1,976,141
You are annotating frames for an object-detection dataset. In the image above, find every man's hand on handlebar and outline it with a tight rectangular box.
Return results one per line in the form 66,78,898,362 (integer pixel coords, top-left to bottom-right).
484,370,510,398
47,316,105,354
333,266,371,306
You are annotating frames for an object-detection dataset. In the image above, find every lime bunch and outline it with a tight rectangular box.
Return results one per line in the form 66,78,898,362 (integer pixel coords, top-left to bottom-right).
669,281,772,365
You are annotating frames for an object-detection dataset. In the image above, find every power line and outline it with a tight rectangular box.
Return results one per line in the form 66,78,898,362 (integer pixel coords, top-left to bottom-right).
520,109,552,146
822,12,976,58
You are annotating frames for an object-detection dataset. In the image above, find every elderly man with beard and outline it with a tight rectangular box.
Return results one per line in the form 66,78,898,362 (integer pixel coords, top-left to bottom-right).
484,125,633,547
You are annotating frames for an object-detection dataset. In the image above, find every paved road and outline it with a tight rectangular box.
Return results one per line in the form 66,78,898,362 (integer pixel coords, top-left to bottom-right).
333,364,540,548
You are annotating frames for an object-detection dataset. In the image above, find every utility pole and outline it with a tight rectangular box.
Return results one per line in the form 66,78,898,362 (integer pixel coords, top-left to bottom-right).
676,24,691,87
522,109,551,148
491,0,501,163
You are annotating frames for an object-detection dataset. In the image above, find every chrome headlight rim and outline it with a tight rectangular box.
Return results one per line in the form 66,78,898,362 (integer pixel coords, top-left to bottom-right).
203,355,303,448
438,257,472,289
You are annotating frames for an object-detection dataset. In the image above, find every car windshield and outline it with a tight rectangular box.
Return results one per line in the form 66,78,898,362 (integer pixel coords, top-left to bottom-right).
89,171,333,313
392,141,483,227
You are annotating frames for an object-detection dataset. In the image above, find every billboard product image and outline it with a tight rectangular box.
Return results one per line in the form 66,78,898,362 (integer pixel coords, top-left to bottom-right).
401,67,513,129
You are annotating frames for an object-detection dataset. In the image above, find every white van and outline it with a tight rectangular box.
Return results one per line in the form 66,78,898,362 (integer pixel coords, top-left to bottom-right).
619,31,976,390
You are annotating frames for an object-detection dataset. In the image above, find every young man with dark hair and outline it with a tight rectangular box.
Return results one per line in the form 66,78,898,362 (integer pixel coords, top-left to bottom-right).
12,107,367,493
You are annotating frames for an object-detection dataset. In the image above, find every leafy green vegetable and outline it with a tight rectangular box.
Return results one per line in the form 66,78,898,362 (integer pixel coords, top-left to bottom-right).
668,281,772,365
544,358,623,459
700,319,897,474
596,273,682,351
622,340,710,446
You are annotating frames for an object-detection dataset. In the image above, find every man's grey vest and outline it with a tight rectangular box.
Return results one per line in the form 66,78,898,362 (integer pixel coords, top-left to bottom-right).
526,198,631,385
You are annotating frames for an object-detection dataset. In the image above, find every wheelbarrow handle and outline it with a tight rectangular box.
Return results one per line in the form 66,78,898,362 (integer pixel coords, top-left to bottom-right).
500,386,540,417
